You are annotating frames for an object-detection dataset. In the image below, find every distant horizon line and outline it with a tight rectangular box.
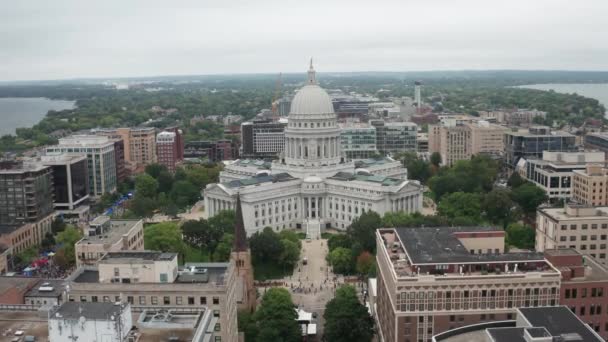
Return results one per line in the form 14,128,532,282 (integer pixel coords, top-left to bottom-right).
2,68,608,85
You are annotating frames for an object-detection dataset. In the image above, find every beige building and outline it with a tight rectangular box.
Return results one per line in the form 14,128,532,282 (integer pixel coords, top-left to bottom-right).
75,216,144,267
66,251,238,342
375,226,561,342
536,203,608,264
95,127,156,173
429,119,506,166
0,213,53,255
572,165,608,206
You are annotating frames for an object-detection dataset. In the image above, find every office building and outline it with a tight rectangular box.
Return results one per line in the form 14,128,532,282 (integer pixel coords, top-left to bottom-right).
49,302,132,342
66,251,238,342
0,214,53,255
184,140,238,161
41,154,89,210
0,161,54,226
544,249,608,339
479,109,547,127
572,165,608,206
375,226,561,342
47,135,117,196
94,127,157,173
156,131,179,173
536,203,608,264
74,216,144,267
164,126,184,161
504,126,577,167
240,118,287,159
516,151,605,200
339,123,378,160
370,120,418,155
585,132,608,158
205,63,423,237
432,306,603,342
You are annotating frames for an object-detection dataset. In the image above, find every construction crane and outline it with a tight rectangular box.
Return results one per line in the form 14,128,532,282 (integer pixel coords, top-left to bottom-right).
271,72,282,117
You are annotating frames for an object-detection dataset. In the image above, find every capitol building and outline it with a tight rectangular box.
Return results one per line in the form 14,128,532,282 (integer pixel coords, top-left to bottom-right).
204,62,423,237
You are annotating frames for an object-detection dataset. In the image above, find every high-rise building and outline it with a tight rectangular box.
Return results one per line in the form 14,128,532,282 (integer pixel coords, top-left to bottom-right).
156,131,179,173
414,81,422,109
504,126,577,167
536,203,608,265
339,123,378,160
94,127,157,173
47,135,117,196
40,154,89,210
0,161,54,226
370,120,417,155
572,165,608,206
240,119,287,159
429,119,506,166
164,126,184,161
375,226,561,342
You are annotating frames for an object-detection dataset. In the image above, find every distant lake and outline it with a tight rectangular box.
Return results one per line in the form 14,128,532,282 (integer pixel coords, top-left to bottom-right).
519,83,608,116
0,97,76,136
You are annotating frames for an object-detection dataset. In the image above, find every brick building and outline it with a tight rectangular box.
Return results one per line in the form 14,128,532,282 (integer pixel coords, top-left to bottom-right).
375,226,561,342
156,131,179,173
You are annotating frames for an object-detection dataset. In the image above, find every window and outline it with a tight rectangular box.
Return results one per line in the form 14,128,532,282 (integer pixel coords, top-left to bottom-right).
92,296,98,302
176,296,183,305
103,296,110,303
114,267,120,277
200,297,207,305
151,296,158,305
139,296,146,305
213,297,219,305
163,296,170,305
160,273,168,283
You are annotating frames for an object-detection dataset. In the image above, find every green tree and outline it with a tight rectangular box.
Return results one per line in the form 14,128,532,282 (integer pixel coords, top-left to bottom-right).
170,180,200,208
327,234,352,252
437,192,482,222
505,223,536,249
507,172,526,188
249,227,284,264
483,189,520,228
430,152,442,167
130,195,157,217
51,217,66,234
279,239,300,269
144,222,187,256
41,232,56,251
135,173,159,198
511,183,547,218
329,247,354,275
324,285,374,342
145,163,168,178
56,225,83,266
213,234,234,261
208,209,236,235
347,211,382,254
254,288,300,342
157,171,174,194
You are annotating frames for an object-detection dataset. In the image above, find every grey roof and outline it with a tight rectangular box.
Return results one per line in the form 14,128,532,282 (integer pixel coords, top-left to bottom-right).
73,270,100,283
101,251,177,262
222,172,296,188
51,302,126,321
177,263,229,285
395,227,546,264
329,172,404,186
518,307,604,342
24,279,65,298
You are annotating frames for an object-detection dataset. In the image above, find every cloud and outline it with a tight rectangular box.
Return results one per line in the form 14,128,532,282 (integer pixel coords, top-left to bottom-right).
0,0,607,81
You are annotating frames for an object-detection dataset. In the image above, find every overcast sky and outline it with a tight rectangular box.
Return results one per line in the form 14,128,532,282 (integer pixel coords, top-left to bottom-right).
1,0,607,81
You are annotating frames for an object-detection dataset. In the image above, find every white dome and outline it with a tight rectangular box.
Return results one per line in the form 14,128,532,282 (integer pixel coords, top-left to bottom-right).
290,85,334,116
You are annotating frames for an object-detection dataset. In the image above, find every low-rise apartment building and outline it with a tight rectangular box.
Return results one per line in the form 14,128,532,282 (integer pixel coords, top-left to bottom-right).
536,203,608,264
0,213,53,255
572,165,608,206
375,226,561,342
66,251,238,342
517,151,604,200
75,216,144,267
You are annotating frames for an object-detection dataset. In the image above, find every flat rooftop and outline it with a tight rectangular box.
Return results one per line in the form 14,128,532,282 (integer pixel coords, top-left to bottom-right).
50,302,125,321
517,306,603,342
394,227,547,264
100,251,177,262
222,172,296,188
24,279,65,298
0,311,49,341
538,206,608,220
77,219,141,246
177,263,229,285
354,157,398,168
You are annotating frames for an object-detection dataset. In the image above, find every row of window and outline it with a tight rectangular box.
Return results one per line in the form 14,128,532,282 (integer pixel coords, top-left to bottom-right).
564,287,604,299
72,294,220,306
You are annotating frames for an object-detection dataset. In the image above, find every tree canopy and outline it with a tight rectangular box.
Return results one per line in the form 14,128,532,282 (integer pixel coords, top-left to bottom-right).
252,288,300,342
324,285,374,342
